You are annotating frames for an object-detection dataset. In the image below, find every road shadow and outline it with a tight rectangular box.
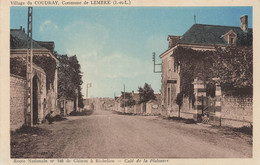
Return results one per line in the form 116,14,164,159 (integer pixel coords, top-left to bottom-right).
69,109,94,116
212,125,253,136
166,116,197,124
112,111,136,116
11,125,52,136
53,115,68,121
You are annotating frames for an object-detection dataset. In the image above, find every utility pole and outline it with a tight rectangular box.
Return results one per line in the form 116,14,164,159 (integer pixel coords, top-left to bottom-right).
75,89,78,112
123,84,125,113
86,83,92,98
26,7,33,127
152,52,162,73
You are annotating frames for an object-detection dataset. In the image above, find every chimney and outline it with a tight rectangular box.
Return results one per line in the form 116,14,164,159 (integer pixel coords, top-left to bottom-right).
22,28,25,32
20,26,22,30
240,15,248,32
168,36,181,49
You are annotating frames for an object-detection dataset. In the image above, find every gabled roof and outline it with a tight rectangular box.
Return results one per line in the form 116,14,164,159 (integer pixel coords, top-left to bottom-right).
177,24,252,46
10,28,55,53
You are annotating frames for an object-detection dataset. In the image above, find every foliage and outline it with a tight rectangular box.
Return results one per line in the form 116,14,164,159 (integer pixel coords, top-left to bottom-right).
206,80,216,97
176,92,183,107
10,57,26,77
57,54,84,108
33,55,57,90
173,47,214,99
176,92,184,118
120,92,136,107
173,46,252,97
138,83,156,104
211,46,252,95
10,55,57,91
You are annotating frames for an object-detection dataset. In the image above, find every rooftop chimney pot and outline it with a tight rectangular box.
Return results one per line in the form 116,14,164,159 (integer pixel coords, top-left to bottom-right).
240,15,248,32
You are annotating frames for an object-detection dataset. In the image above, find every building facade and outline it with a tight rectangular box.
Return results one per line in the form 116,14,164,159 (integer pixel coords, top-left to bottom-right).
159,15,252,117
10,26,58,129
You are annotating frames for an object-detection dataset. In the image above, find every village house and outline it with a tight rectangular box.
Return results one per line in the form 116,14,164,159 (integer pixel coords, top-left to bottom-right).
159,15,252,126
115,92,143,114
115,91,161,115
145,93,161,115
10,26,58,130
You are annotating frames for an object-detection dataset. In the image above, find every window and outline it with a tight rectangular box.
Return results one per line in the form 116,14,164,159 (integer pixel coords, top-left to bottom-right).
229,37,234,45
224,30,237,46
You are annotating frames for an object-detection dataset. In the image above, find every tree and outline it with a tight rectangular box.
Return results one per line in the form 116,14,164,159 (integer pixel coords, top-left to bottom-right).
211,46,252,95
120,92,136,107
176,92,183,118
57,54,84,108
138,83,156,104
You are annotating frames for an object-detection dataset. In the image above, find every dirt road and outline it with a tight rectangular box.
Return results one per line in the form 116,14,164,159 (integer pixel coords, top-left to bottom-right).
11,109,252,158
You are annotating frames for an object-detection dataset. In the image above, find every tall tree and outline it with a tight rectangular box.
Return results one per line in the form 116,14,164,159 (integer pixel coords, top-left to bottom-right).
57,54,84,108
120,92,136,107
138,83,156,104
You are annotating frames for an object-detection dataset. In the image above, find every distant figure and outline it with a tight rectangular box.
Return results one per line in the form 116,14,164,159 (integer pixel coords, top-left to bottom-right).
45,110,55,124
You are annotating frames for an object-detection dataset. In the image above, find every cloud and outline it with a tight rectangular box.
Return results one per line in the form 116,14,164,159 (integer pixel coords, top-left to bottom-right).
39,20,58,32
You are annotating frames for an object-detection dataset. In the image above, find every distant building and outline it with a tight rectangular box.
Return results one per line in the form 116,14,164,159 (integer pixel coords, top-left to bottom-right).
115,92,160,114
10,26,58,130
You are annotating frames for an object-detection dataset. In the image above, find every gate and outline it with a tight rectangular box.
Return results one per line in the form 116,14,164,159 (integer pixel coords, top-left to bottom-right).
201,96,216,124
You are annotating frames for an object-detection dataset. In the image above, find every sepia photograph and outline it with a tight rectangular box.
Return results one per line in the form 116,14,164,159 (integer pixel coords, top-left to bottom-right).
1,1,258,163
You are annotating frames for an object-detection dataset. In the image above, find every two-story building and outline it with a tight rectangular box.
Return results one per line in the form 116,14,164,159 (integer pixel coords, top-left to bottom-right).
159,15,252,117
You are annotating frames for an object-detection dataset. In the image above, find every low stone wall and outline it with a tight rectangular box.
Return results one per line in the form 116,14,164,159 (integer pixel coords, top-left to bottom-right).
221,96,252,127
10,74,26,131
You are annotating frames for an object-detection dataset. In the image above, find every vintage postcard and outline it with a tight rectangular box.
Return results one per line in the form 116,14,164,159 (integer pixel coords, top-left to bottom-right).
1,0,260,164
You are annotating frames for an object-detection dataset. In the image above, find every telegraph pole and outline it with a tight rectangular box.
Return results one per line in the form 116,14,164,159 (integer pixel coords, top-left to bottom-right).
86,83,92,98
152,52,162,73
26,7,33,126
123,84,125,113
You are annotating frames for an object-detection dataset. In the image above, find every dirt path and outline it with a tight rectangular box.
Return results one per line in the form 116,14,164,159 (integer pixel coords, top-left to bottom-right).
11,109,252,158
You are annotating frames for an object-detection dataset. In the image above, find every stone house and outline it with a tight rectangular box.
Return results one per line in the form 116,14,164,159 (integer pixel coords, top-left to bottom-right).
115,92,160,115
145,93,161,115
10,26,58,130
159,15,252,125
114,92,144,114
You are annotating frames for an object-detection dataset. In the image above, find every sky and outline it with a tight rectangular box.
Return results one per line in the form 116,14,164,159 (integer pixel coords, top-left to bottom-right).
10,7,252,98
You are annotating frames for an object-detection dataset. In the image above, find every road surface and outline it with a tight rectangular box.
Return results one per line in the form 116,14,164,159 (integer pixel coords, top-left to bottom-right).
11,108,252,158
